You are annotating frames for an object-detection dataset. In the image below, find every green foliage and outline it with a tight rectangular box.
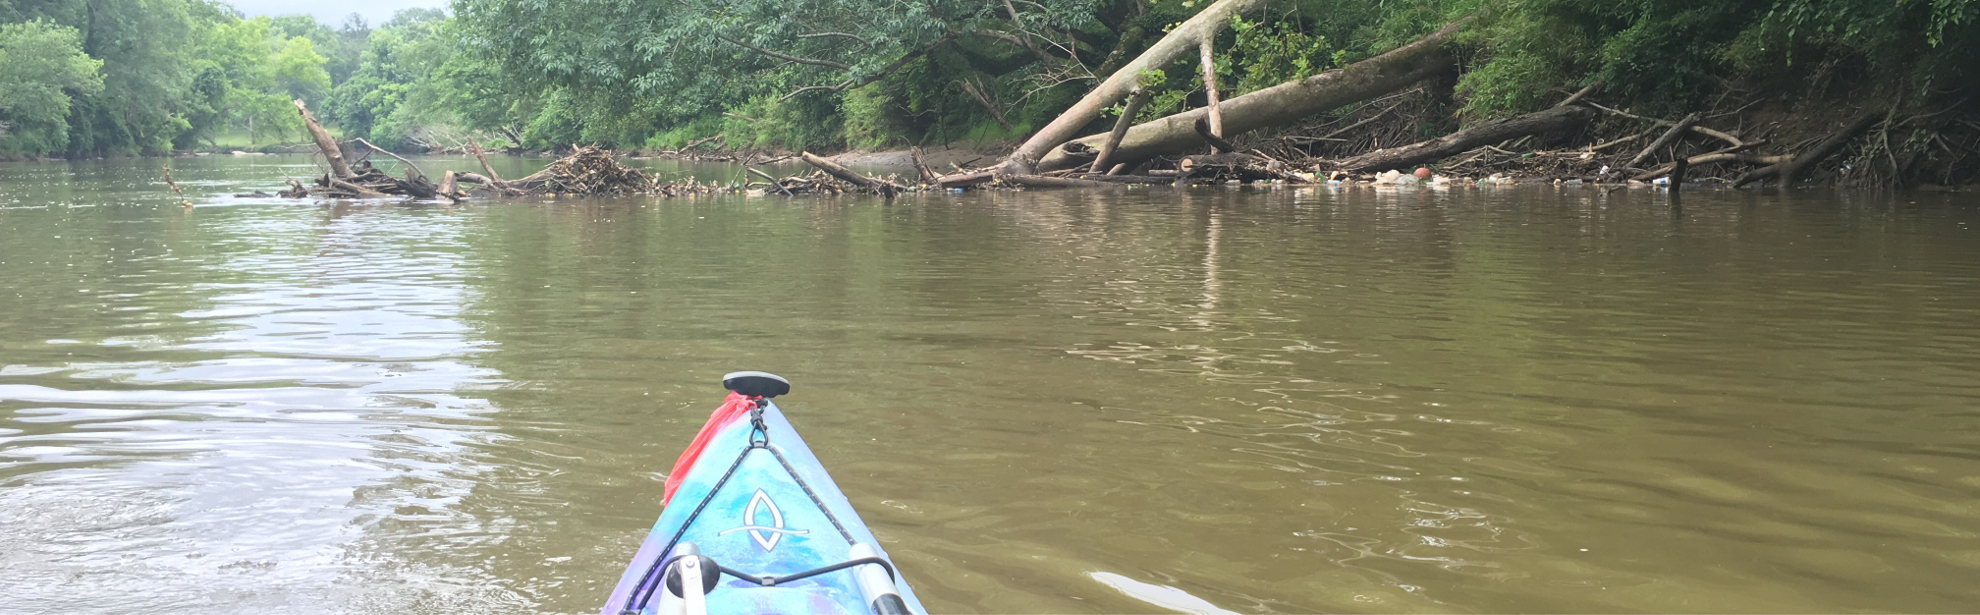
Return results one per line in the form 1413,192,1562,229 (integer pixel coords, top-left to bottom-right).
1458,0,1980,117
1227,14,1331,95
453,0,1109,149
270,13,366,84
324,10,466,149
841,85,910,150
6,0,1980,157
0,20,103,154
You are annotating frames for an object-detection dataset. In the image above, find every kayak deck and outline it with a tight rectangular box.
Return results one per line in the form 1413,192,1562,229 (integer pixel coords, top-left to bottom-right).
603,395,926,615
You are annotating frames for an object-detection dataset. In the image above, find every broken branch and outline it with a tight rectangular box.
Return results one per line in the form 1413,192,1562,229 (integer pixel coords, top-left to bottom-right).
1627,113,1698,169
801,151,903,196
354,137,428,180
293,99,353,179
1334,104,1595,172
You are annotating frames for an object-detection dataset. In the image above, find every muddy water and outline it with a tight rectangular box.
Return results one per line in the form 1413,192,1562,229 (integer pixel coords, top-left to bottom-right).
3,155,1979,614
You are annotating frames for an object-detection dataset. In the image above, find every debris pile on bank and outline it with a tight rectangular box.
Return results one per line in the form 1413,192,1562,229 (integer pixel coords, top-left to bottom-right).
277,99,919,201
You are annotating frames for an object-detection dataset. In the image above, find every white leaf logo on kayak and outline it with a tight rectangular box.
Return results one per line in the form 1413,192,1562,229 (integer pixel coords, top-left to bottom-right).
718,489,809,551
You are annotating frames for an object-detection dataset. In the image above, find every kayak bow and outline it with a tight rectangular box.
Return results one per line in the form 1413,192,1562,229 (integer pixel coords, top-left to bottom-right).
604,372,926,615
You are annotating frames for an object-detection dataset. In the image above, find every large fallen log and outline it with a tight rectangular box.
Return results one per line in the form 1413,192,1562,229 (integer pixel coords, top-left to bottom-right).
1003,0,1270,174
800,151,903,196
1334,105,1595,172
1036,19,1466,172
934,169,996,188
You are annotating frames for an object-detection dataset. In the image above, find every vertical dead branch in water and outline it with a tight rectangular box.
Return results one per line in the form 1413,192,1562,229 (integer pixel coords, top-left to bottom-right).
294,99,353,179
1199,41,1225,153
1091,89,1152,173
438,171,461,202
162,165,192,209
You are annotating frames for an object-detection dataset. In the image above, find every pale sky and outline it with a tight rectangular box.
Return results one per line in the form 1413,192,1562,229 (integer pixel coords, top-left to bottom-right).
226,0,448,29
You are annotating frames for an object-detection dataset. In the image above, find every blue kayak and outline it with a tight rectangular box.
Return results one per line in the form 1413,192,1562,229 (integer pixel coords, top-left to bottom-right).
603,372,926,615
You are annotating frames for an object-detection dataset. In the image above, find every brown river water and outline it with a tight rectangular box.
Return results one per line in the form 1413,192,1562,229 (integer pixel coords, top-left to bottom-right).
3,155,1978,614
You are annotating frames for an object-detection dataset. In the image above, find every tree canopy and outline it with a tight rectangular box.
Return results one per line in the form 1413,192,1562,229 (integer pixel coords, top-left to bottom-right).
1,0,1975,158
0,20,103,154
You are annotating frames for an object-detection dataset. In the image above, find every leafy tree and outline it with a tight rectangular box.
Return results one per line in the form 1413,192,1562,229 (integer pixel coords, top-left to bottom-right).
0,20,104,154
325,8,467,148
270,13,365,85
271,36,332,103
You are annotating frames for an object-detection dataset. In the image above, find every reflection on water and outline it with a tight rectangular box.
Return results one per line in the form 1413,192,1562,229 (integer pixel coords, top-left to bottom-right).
3,156,1980,614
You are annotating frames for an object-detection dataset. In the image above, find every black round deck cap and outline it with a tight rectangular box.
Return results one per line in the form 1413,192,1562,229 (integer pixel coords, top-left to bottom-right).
722,371,791,398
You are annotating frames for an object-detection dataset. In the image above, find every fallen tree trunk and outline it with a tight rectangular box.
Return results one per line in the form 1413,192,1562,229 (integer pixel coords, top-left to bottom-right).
1627,113,1698,169
1633,148,1784,180
801,151,902,196
1089,89,1151,174
1735,113,1881,188
935,169,997,188
1036,19,1466,172
294,99,353,179
1334,105,1595,172
1003,0,1270,174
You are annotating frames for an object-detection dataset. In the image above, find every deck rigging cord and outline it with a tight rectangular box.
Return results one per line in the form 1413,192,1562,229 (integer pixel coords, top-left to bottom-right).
622,395,866,614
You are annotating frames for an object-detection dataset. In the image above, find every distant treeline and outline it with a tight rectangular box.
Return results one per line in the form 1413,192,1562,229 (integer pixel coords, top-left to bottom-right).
2,0,1975,158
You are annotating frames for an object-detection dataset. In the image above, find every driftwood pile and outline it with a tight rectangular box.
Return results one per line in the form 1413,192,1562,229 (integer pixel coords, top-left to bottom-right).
316,159,448,199
505,146,658,195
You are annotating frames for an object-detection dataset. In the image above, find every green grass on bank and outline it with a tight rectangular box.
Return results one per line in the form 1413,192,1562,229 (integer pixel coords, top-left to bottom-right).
197,127,341,150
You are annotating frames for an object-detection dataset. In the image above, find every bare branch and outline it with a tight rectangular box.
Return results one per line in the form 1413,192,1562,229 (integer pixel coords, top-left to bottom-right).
780,81,855,101
796,32,872,46
1586,102,1744,148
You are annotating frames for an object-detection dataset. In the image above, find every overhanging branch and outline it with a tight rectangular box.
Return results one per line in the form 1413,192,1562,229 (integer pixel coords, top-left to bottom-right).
718,35,850,70
779,33,959,100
